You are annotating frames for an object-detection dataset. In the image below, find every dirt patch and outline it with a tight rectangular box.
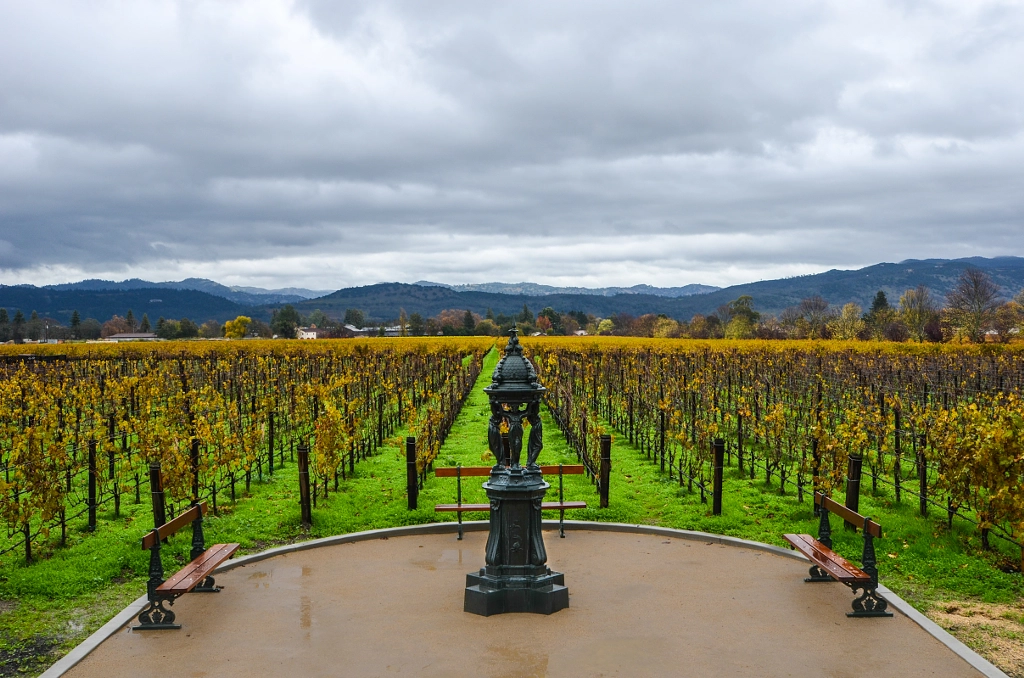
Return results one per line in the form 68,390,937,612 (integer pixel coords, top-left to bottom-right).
0,602,15,616
0,636,57,677
931,600,1024,678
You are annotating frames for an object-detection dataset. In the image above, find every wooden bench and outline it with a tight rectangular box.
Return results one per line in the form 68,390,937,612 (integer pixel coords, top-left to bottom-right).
134,501,240,630
783,492,892,618
435,464,588,539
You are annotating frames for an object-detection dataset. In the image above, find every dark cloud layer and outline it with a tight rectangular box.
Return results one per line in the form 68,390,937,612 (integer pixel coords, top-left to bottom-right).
0,1,1021,289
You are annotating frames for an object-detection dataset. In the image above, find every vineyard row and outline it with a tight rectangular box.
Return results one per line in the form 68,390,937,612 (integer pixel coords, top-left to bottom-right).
0,339,492,563
527,339,1024,561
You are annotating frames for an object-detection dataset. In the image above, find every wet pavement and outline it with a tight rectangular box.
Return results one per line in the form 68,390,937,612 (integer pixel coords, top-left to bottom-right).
66,529,982,677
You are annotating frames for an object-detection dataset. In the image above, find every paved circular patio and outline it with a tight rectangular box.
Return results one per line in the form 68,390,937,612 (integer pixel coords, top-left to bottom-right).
64,526,985,678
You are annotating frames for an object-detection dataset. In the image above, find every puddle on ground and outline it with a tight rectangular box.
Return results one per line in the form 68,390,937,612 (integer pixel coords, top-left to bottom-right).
247,565,311,590
300,596,312,630
438,549,464,564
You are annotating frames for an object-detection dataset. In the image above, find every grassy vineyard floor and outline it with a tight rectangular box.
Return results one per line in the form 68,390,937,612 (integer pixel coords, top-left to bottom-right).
3,345,1022,676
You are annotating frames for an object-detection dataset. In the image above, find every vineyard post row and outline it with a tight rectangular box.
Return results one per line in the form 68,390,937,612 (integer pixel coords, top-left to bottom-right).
525,338,1024,566
0,339,493,564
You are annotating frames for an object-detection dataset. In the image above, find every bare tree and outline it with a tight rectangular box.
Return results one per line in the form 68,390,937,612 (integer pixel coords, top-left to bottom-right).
946,268,1001,342
754,316,787,340
799,296,831,339
899,286,937,342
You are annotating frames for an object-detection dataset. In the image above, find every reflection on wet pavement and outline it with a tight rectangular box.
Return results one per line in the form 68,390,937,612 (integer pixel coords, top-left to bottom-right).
65,530,983,678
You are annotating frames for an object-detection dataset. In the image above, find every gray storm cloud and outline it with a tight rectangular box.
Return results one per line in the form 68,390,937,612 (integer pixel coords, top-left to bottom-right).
0,0,1021,289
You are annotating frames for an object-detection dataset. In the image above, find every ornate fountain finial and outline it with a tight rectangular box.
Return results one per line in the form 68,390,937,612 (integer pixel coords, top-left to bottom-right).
489,326,539,388
504,326,523,356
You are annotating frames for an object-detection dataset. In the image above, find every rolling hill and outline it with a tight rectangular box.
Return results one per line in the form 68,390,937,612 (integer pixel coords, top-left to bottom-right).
413,281,719,297
45,278,328,306
3,256,1023,326
0,286,251,324
294,257,1024,321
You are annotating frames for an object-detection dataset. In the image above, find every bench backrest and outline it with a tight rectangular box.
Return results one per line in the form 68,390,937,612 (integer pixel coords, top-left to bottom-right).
435,465,585,477
141,502,209,550
815,492,881,538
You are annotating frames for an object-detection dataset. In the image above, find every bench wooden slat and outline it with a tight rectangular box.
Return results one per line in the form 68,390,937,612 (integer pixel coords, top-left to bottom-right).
783,534,871,583
435,467,492,477
141,502,209,550
435,465,586,478
156,543,240,595
542,501,587,510
815,493,881,538
435,501,587,513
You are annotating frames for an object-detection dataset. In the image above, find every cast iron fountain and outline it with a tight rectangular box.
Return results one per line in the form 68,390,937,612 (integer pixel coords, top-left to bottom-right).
464,328,569,616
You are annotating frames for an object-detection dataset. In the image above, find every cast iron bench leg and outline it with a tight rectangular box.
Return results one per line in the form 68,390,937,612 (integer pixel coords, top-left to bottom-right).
805,564,832,582
193,575,221,592
847,517,892,617
847,583,892,617
135,597,179,630
806,504,834,582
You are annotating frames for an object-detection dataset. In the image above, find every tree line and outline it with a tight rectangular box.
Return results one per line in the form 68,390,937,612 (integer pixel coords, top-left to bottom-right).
560,268,1023,342
265,304,593,339
11,267,1017,344
0,306,271,343
274,268,1023,343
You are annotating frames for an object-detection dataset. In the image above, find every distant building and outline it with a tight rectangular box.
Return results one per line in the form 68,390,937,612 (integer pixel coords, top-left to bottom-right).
347,325,404,337
344,324,375,337
297,325,331,339
106,333,159,342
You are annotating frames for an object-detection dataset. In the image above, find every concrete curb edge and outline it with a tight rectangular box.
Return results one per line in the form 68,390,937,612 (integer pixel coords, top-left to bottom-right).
39,594,148,678
40,520,1008,678
875,584,1007,678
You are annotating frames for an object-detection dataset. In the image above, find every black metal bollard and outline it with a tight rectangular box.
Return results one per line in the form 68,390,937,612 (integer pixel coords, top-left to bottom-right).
88,440,97,531
149,461,166,529
659,410,666,473
712,438,725,516
737,414,744,471
894,408,902,503
599,434,611,508
917,434,928,517
406,437,418,510
190,439,200,504
811,438,820,516
268,412,274,474
297,445,312,527
377,394,385,447
845,452,863,530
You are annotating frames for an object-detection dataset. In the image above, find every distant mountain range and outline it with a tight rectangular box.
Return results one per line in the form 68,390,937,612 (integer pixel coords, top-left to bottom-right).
0,286,249,324
2,257,1023,326
44,278,331,306
413,281,719,297
291,257,1024,320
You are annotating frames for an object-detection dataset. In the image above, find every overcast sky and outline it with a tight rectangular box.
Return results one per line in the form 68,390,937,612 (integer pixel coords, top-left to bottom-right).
1,1,1022,290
